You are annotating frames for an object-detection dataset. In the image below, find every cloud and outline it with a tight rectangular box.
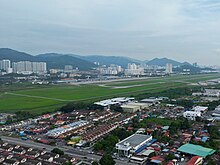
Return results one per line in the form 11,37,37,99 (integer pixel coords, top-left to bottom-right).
0,0,220,65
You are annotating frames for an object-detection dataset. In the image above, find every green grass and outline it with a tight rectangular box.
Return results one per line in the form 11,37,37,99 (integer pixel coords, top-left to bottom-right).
0,73,219,114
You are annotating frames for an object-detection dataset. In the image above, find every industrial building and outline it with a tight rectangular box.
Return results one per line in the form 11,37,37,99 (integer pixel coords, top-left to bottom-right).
121,105,140,113
121,102,149,113
94,97,134,107
140,98,160,106
177,143,216,157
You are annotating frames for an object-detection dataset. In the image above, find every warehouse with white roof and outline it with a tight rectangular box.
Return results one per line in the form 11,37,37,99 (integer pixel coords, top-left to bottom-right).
116,134,152,157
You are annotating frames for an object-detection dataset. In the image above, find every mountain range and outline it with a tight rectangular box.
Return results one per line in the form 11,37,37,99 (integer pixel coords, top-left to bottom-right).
0,48,96,70
146,58,191,66
0,48,191,70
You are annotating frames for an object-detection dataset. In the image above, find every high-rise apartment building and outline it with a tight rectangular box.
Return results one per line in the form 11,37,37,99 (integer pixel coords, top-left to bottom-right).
125,63,144,76
0,59,11,70
165,63,173,74
12,61,47,74
0,59,12,73
32,62,47,73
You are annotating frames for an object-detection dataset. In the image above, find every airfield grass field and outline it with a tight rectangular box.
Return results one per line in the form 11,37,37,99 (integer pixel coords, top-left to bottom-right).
0,73,219,114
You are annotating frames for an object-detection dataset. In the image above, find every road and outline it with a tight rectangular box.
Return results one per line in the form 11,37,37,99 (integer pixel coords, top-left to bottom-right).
1,136,132,165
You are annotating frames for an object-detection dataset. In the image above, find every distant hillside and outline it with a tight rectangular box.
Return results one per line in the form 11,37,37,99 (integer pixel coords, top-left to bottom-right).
146,58,190,66
36,53,97,70
0,48,193,70
71,55,141,68
173,65,201,73
174,65,215,74
0,49,96,70
0,48,35,62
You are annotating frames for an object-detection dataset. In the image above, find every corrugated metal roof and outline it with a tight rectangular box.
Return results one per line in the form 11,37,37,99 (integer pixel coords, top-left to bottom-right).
177,143,216,157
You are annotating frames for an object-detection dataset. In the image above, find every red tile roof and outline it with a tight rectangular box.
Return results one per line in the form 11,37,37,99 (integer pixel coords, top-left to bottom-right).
186,156,202,165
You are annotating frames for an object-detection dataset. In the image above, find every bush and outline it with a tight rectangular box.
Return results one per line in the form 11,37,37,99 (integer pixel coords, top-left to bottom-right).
51,148,64,155
99,154,115,165
94,135,119,153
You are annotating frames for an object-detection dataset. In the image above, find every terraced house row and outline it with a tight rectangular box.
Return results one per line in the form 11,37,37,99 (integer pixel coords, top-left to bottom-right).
0,140,79,165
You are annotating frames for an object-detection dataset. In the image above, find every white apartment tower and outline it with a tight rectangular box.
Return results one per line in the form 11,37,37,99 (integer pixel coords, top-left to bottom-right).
0,59,13,73
12,61,47,74
0,59,11,70
125,63,144,76
32,62,47,73
165,63,173,74
128,63,138,70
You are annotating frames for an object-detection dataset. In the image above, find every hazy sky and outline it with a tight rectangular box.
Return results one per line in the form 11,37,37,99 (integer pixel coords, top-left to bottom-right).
0,0,220,65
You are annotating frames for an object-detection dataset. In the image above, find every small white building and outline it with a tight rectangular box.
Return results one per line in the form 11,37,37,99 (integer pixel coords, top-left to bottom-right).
183,111,201,120
192,106,208,113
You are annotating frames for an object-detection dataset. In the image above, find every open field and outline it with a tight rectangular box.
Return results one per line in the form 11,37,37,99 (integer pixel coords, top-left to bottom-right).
0,73,219,113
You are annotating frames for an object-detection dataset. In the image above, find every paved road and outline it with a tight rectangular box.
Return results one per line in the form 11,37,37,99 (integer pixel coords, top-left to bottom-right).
1,136,132,165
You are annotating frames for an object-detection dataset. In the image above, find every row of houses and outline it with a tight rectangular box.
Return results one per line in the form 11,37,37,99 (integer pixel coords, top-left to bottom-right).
46,120,89,138
0,141,78,165
92,111,121,122
81,124,119,144
0,112,60,132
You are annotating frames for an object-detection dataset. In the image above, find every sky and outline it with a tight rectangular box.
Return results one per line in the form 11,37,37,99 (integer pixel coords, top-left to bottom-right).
0,0,220,65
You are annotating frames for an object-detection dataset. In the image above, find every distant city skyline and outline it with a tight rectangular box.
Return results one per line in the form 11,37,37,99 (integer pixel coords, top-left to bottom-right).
1,0,220,65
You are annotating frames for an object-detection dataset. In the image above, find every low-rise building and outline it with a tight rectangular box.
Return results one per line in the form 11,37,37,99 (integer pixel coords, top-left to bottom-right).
121,102,149,113
140,98,160,106
192,106,208,113
121,105,140,113
46,120,89,138
193,89,220,97
211,105,220,121
177,143,216,157
183,111,201,120
116,134,152,157
0,141,78,165
94,97,134,107
186,156,203,165
81,124,118,144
